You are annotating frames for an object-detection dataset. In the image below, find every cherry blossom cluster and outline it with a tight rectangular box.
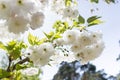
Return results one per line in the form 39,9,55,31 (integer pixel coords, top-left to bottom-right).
0,0,105,79
52,29,105,64
0,0,45,34
24,42,55,66
49,0,79,18
23,29,104,66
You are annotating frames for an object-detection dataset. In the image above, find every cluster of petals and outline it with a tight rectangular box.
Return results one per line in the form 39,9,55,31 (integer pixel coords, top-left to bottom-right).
26,43,55,66
54,29,105,64
21,67,39,76
0,0,45,34
49,0,79,19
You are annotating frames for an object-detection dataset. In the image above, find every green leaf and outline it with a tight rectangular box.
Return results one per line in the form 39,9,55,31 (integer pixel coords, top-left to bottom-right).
19,41,27,49
78,15,85,24
87,16,101,23
28,33,35,45
15,64,27,70
44,31,62,42
88,19,103,27
90,0,99,3
11,49,20,60
38,38,46,45
0,69,11,78
0,42,6,50
13,71,22,80
28,33,40,45
6,40,27,60
6,40,17,50
105,0,115,4
52,32,62,41
72,20,79,28
79,26,86,30
64,0,72,6
88,23,98,27
44,31,54,39
53,20,69,33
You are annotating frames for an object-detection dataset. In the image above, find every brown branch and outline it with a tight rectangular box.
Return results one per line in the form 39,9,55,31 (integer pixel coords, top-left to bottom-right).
12,57,30,71
7,56,12,72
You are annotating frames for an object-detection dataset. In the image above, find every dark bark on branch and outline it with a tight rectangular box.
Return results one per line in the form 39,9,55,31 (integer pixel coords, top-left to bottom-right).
7,56,12,72
7,57,30,72
12,57,30,71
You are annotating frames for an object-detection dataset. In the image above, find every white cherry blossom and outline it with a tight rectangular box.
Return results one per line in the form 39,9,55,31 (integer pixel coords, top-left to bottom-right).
74,40,104,64
21,67,39,76
30,12,45,30
63,29,80,44
0,1,11,19
7,16,29,34
27,43,55,66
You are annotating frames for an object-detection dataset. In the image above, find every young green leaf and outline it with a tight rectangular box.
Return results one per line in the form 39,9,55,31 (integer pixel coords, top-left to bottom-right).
6,40,17,50
78,15,85,24
15,64,27,71
105,0,115,4
52,32,62,41
88,19,103,27
43,31,54,39
73,21,79,27
64,0,72,6
13,71,22,80
6,40,27,60
11,47,22,60
88,23,98,27
90,0,99,3
87,16,101,23
0,69,12,78
0,42,7,50
53,20,69,33
28,33,40,45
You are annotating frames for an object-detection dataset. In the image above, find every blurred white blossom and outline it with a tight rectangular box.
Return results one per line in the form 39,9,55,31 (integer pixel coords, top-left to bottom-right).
59,30,104,64
53,38,65,46
0,1,11,19
0,22,18,42
49,0,65,14
27,43,55,66
7,16,29,34
50,52,75,66
63,29,80,44
30,12,45,30
49,0,79,19
62,7,79,18
21,67,39,76
0,49,9,70
71,42,84,53
0,0,45,34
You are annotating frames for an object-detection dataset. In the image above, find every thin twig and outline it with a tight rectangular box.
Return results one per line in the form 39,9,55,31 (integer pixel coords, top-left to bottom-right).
7,56,12,72
12,57,30,71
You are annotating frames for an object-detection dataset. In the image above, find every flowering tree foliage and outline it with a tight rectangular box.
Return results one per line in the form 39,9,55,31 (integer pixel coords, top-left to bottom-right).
53,61,119,80
0,0,117,79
